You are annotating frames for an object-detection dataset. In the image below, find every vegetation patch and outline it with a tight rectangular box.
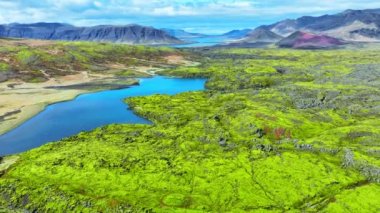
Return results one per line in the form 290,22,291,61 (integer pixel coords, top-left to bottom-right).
0,47,379,212
0,40,178,83
0,63,10,72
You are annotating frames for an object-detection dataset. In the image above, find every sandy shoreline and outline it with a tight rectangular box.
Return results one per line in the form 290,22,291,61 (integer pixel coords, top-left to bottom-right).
0,71,138,135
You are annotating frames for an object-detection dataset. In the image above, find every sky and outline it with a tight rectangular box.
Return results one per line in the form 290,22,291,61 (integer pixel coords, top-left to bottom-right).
1,0,380,34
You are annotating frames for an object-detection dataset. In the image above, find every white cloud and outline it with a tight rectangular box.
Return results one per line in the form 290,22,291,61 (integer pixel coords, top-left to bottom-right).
47,0,93,7
152,6,198,16
153,6,176,16
94,1,102,7
3,1,380,18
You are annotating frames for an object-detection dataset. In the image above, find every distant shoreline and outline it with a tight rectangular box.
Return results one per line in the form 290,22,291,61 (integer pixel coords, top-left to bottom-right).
0,75,139,136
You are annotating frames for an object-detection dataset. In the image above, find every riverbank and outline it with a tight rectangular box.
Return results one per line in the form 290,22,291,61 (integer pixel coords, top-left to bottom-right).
0,76,206,156
0,39,188,135
0,72,139,135
0,156,19,175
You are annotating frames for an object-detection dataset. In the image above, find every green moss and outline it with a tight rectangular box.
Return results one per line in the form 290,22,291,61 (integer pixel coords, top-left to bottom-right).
0,62,10,72
1,47,379,211
161,194,191,208
323,184,380,212
116,69,150,77
16,49,40,65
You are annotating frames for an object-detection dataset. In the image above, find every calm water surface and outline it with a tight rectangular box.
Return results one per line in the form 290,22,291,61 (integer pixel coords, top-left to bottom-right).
171,36,231,48
0,76,206,156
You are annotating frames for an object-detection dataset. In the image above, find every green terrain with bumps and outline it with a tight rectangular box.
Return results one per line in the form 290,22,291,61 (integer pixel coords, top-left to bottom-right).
0,46,379,212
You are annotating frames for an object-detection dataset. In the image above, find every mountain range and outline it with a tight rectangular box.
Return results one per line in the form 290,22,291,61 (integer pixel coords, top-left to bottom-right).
0,23,183,44
221,29,252,39
236,8,380,44
1,8,380,46
237,28,284,43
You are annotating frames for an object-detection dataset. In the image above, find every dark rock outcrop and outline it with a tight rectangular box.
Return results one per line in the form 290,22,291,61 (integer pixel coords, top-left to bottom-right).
350,28,380,39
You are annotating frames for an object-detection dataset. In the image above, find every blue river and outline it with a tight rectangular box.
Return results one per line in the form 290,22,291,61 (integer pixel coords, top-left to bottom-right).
0,76,206,156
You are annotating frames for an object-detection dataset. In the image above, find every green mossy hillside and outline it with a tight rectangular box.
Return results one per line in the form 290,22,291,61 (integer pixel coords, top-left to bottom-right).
0,47,379,212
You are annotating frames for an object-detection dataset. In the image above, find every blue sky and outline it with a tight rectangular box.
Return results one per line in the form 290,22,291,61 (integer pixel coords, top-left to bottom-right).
1,0,380,34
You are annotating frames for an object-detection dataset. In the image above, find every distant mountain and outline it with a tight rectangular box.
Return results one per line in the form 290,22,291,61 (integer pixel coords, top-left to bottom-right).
222,29,252,39
161,28,206,39
0,23,184,44
277,31,345,49
259,9,380,42
238,28,283,43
